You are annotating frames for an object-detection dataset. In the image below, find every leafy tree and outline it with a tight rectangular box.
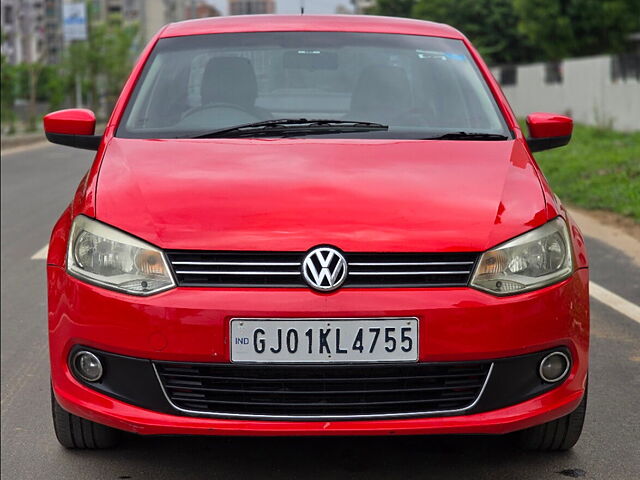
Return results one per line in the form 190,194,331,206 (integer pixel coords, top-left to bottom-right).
1,8,138,131
369,0,416,17
413,0,537,64
514,0,640,59
1,46,18,131
5,63,43,131
64,13,138,117
102,21,139,107
372,0,640,63
40,65,68,110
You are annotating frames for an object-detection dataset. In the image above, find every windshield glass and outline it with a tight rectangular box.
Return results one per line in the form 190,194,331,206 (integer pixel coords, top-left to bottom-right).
117,32,510,139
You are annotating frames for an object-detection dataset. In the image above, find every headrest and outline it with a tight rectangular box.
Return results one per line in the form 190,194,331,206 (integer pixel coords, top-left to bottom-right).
350,65,411,115
200,56,258,106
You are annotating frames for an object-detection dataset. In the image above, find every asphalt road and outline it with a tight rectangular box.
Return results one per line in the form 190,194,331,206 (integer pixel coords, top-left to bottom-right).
2,143,639,480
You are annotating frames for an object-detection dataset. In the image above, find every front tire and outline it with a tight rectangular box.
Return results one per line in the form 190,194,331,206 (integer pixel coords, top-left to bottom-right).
517,387,587,451
51,389,121,449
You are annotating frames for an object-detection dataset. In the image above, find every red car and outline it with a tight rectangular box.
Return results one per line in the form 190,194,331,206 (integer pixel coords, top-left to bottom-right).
44,15,588,451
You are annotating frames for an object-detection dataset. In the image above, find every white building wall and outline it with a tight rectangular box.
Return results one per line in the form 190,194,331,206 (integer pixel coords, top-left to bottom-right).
140,0,167,41
492,55,640,132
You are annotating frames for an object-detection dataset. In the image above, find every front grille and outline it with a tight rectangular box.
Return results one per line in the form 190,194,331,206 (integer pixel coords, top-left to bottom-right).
166,251,478,288
154,362,492,419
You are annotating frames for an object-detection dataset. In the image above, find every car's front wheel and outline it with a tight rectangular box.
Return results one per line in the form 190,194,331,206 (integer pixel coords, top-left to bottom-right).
517,387,587,451
51,389,121,449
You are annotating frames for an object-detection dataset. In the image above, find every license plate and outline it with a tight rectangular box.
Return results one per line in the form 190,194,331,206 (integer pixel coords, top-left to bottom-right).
230,318,418,363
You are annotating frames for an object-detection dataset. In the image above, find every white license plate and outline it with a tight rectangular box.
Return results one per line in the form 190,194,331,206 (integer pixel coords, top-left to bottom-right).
230,318,418,363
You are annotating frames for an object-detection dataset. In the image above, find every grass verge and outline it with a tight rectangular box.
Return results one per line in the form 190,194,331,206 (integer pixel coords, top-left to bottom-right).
530,123,640,222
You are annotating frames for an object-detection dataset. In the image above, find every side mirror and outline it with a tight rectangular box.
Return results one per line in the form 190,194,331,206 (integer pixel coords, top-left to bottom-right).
526,113,572,152
43,109,101,151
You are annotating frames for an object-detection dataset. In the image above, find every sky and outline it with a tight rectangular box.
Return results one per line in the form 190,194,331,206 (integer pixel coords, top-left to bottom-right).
207,0,350,16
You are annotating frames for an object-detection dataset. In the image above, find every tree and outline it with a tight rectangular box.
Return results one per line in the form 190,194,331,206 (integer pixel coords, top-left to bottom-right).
370,0,416,17
513,0,640,60
374,0,640,63
101,21,139,108
40,65,68,111
27,62,45,130
1,45,17,132
412,0,537,64
64,14,138,117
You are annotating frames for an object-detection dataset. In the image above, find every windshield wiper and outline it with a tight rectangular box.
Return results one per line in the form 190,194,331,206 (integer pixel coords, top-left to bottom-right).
190,119,389,139
426,132,509,140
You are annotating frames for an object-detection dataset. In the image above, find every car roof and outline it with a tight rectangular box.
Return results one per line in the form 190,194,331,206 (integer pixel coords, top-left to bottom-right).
160,14,464,40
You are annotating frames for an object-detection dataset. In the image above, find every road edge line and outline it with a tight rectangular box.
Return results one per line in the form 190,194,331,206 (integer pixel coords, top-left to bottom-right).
30,244,49,260
590,281,640,324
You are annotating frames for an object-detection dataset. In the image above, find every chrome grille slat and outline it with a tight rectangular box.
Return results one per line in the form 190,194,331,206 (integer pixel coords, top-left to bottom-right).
173,261,301,266
166,251,479,288
349,270,471,276
350,261,474,266
174,270,301,275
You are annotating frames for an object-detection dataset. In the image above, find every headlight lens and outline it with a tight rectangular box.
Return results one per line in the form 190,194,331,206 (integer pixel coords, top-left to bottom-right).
470,217,573,295
67,215,175,295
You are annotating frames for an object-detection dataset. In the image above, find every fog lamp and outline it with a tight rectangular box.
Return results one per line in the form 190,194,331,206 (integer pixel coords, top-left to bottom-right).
539,351,570,383
72,351,103,382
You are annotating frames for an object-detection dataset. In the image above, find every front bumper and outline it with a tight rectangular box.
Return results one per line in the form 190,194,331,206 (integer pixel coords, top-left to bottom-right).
48,265,589,436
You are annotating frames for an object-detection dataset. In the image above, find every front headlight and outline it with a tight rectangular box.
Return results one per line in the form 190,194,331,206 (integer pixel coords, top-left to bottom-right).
67,215,175,296
470,217,573,295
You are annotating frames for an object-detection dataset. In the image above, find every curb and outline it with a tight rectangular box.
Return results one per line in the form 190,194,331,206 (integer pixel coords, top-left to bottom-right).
2,124,106,154
1,132,46,151
569,207,640,266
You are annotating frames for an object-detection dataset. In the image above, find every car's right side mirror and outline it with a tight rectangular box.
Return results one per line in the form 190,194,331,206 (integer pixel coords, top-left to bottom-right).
526,113,573,152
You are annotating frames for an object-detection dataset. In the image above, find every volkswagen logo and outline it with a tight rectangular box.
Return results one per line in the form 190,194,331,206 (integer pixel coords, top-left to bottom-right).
302,247,348,292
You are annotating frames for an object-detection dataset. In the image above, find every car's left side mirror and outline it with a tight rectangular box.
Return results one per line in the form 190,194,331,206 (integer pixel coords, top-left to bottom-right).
525,113,573,153
43,109,102,151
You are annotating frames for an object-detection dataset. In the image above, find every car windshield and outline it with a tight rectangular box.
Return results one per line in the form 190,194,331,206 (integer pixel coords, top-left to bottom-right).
117,32,510,140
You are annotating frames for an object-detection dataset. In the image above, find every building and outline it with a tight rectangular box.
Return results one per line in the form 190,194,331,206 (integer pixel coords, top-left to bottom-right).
94,1,220,43
1,1,21,64
1,0,61,65
229,0,275,15
0,0,221,65
186,2,220,19
350,0,374,14
335,4,353,14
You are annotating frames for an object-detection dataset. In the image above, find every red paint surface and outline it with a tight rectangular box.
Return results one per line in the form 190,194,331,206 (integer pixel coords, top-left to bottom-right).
527,113,573,138
95,137,548,252
161,15,464,39
43,109,96,136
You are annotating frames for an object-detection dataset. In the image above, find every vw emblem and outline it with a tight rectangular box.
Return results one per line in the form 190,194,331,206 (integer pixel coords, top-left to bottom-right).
302,247,348,292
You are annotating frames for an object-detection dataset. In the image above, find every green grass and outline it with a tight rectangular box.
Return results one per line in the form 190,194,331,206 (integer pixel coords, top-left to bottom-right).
529,123,640,222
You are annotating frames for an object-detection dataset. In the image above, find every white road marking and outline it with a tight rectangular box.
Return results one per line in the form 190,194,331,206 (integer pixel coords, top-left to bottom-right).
30,244,49,260
590,281,640,324
27,244,640,324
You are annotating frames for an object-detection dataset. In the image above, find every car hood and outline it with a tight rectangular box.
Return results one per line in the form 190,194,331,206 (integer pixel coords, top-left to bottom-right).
95,137,547,252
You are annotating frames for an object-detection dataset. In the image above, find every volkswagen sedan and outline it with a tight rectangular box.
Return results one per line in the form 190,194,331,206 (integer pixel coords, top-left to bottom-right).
44,15,588,451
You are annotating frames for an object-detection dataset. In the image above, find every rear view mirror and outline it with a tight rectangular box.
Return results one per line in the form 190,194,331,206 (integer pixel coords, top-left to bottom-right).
283,50,339,70
526,113,573,152
43,109,101,151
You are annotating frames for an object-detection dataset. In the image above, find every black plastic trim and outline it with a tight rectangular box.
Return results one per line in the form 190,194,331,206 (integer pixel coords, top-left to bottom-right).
46,132,102,151
69,345,571,421
472,347,571,412
68,346,174,414
527,134,571,152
